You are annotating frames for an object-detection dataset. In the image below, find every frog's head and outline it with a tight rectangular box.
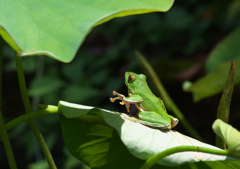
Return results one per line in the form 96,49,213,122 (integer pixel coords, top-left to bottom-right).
125,72,147,93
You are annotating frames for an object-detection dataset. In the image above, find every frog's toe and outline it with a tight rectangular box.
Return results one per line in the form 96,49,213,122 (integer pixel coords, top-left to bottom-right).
119,101,125,105
170,118,179,129
110,96,120,103
112,90,118,95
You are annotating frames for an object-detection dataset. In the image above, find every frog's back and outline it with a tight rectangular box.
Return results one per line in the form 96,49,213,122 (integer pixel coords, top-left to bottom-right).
135,81,168,116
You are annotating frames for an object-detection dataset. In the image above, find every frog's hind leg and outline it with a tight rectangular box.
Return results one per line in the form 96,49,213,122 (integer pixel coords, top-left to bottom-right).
138,111,171,129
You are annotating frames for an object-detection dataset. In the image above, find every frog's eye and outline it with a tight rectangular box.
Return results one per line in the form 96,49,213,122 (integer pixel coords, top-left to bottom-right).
128,75,134,81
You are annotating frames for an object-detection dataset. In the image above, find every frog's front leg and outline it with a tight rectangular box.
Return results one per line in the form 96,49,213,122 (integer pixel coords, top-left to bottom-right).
138,111,172,129
110,91,143,112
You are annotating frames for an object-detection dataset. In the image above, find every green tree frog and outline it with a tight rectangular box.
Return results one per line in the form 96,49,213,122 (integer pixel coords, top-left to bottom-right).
110,72,178,129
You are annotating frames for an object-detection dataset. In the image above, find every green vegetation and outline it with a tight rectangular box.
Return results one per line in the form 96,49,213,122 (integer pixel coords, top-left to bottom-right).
1,0,240,168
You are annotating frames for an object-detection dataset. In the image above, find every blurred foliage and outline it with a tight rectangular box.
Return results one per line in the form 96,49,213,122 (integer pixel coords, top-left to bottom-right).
206,25,240,73
187,24,240,101
1,0,240,168
187,57,240,102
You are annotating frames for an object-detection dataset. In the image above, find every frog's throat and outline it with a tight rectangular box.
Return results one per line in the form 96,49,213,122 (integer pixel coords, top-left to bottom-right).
128,89,133,97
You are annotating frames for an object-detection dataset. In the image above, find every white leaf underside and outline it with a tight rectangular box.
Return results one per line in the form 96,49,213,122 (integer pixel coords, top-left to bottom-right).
60,101,237,166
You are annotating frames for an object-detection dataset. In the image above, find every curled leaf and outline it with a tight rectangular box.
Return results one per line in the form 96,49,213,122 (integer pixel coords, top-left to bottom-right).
216,61,235,149
213,119,240,159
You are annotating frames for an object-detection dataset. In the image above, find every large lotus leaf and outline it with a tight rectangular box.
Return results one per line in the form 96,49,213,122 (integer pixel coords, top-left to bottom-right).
59,101,240,168
186,56,240,102
205,25,240,73
0,0,174,62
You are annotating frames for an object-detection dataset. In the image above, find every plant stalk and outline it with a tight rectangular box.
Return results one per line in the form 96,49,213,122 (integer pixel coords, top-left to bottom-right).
0,110,18,169
140,146,229,169
15,53,57,169
0,37,18,169
5,106,59,131
0,36,3,107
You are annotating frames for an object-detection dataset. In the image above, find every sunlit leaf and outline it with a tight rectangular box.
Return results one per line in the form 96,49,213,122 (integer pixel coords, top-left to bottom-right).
0,0,174,62
59,101,239,168
213,119,240,159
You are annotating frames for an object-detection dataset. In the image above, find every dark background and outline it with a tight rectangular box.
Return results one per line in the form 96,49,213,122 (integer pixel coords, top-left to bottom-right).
1,0,240,168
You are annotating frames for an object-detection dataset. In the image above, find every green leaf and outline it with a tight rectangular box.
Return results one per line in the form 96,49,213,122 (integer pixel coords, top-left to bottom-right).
59,101,239,168
216,61,235,149
212,119,240,159
28,77,64,96
59,116,147,169
203,161,240,169
217,61,235,123
187,56,240,102
0,0,174,62
206,25,240,73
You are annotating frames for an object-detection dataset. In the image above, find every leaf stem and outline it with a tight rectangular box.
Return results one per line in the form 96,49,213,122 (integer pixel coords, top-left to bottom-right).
0,38,18,169
5,106,59,131
135,51,203,141
0,36,3,107
140,146,229,169
0,110,18,169
15,53,57,169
